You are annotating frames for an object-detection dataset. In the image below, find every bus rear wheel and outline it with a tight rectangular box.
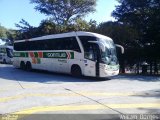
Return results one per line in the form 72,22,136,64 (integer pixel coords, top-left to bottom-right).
20,61,26,70
71,65,82,77
26,62,32,71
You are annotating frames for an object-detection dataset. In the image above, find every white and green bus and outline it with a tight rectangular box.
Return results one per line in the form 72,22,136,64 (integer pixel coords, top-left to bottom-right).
0,45,13,64
13,31,120,77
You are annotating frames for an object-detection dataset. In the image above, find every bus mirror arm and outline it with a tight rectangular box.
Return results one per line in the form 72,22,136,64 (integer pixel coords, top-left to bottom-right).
115,44,124,54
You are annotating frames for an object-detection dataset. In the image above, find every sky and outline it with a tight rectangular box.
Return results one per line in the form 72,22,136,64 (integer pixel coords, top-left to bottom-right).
0,0,118,29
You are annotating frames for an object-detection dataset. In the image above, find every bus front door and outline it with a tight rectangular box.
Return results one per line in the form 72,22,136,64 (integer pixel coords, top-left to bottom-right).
84,43,100,77
93,44,100,77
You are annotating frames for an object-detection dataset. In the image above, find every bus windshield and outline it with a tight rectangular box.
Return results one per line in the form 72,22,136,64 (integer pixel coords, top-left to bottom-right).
99,38,118,65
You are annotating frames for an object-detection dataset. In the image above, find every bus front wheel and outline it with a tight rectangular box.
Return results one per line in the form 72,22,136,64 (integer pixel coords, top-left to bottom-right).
71,65,82,77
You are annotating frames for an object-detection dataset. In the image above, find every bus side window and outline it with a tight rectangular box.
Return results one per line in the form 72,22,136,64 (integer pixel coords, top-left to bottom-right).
26,41,31,50
43,40,47,50
14,42,23,51
65,38,71,50
47,39,54,50
79,36,97,60
56,39,63,50
84,44,95,61
70,37,81,52
36,40,46,50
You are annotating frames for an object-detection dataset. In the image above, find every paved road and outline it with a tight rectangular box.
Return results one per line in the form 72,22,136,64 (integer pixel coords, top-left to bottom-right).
0,64,160,119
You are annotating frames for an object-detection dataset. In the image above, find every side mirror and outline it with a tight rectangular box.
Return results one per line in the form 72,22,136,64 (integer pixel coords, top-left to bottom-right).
115,44,124,54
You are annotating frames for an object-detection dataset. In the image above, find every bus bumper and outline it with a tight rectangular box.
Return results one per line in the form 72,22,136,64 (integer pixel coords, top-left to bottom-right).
99,64,119,77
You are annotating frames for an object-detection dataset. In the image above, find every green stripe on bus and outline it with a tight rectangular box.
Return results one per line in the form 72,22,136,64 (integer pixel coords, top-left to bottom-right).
70,52,74,59
34,52,39,58
14,52,74,59
14,52,28,57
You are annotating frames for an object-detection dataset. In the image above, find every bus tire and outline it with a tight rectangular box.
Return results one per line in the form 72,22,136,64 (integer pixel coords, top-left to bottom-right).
20,61,26,70
26,62,32,71
71,65,82,77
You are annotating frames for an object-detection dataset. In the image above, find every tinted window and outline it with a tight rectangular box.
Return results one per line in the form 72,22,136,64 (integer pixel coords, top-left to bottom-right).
79,36,97,60
14,42,26,51
79,36,97,50
79,36,97,44
14,37,81,52
69,37,81,52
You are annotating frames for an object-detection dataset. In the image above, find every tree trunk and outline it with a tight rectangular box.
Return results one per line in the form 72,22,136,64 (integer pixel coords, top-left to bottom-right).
150,61,153,75
136,61,140,74
154,60,158,75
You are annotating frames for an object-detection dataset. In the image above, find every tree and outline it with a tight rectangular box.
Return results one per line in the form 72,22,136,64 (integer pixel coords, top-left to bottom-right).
38,19,57,35
97,21,139,49
15,19,61,40
0,24,17,43
0,24,7,39
56,18,97,32
15,19,37,39
112,0,160,74
6,29,17,41
112,0,160,45
30,0,96,26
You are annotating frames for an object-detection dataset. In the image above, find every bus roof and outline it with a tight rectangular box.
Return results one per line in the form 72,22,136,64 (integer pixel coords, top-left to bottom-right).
14,31,113,43
76,31,112,41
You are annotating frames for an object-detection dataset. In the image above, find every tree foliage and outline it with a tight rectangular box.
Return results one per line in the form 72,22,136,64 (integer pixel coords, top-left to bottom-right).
0,24,7,39
112,0,160,74
13,0,97,39
97,21,139,49
15,19,34,33
30,0,96,26
38,19,57,35
14,18,97,40
112,0,160,45
15,19,37,39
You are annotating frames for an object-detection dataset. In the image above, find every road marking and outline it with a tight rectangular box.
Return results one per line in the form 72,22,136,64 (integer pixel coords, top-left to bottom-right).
13,103,160,114
0,92,135,103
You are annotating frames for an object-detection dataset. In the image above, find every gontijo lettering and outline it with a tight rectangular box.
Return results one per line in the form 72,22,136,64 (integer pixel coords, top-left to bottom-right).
47,52,66,58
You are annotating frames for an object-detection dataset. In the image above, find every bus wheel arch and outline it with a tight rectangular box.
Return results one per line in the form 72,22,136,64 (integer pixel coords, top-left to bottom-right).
20,61,26,70
71,64,82,76
26,61,32,71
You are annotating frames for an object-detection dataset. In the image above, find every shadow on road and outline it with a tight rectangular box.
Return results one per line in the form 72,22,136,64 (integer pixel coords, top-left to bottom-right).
132,89,160,99
112,74,160,82
0,65,109,83
138,108,160,114
1,65,160,83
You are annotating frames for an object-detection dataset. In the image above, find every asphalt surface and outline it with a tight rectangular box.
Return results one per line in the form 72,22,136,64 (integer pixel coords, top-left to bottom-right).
0,64,160,120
